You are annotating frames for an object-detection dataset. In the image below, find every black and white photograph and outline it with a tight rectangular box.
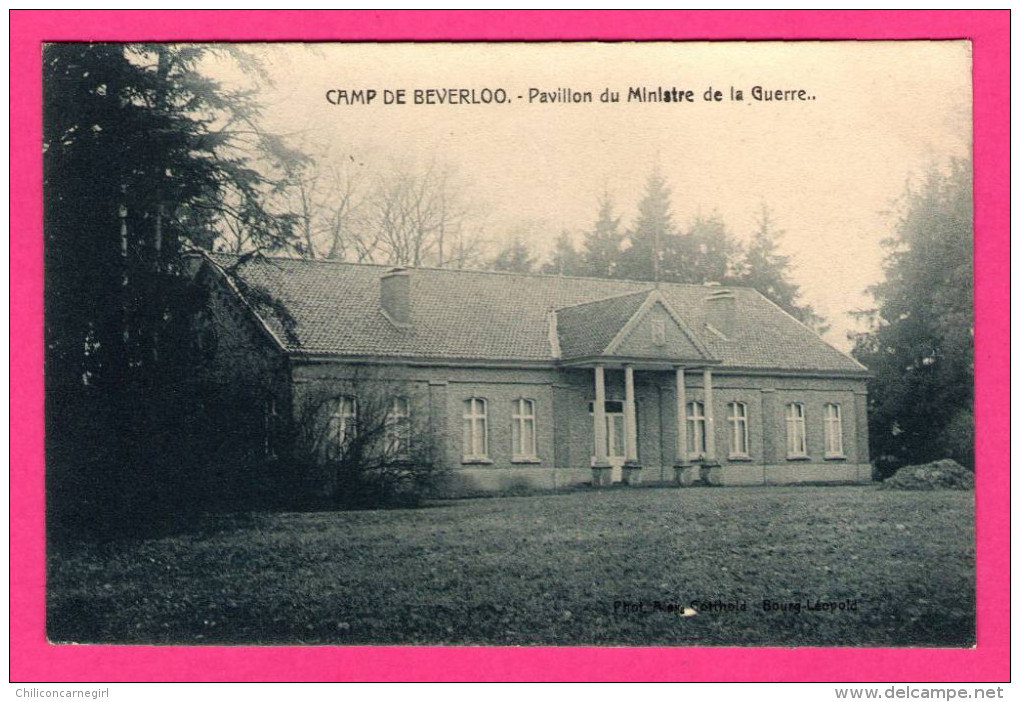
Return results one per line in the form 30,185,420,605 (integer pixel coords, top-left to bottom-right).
44,41,975,647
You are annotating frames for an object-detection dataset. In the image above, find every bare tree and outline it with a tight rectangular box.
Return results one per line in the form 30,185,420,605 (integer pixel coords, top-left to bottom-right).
445,222,488,269
364,157,474,267
282,152,370,260
258,148,484,267
290,371,446,507
321,158,368,260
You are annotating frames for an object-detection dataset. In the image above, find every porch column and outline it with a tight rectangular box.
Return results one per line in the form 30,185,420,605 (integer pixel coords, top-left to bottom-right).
703,367,718,465
675,367,688,464
591,364,611,486
622,364,642,484
673,367,696,486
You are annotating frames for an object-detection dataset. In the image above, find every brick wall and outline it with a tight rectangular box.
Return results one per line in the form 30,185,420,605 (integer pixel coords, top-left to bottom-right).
292,363,566,494
291,362,870,492
190,263,293,501
613,301,703,359
544,368,870,487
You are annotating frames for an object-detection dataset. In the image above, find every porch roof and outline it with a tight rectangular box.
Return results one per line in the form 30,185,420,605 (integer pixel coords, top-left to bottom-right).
554,288,716,364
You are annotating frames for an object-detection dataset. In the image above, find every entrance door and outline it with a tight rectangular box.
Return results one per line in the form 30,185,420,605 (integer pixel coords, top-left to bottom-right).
591,400,627,483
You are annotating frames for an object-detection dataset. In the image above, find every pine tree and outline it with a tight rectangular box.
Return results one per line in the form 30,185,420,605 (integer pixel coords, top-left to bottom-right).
44,43,301,534
45,43,300,392
541,231,584,276
581,192,623,278
674,213,739,285
851,159,973,474
617,167,675,282
491,236,536,273
616,169,743,286
737,204,826,332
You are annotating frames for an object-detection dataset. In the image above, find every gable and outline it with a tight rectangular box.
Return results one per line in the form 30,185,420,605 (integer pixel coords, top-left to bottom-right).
609,300,707,361
555,290,714,363
191,261,288,386
555,291,650,359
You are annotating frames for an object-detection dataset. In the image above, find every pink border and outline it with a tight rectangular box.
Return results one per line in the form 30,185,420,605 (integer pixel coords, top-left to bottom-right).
11,11,1009,682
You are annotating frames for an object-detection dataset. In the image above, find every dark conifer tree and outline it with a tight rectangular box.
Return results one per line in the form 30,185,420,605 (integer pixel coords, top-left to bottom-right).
541,231,584,276
617,167,675,282
851,159,973,474
736,203,827,333
580,192,624,278
44,43,300,534
491,236,536,273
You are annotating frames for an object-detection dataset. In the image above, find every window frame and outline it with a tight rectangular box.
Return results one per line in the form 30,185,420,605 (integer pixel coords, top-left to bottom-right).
329,395,358,451
588,399,631,460
686,400,707,459
727,401,750,460
823,402,845,459
385,395,411,460
511,398,539,462
462,397,490,462
785,402,808,459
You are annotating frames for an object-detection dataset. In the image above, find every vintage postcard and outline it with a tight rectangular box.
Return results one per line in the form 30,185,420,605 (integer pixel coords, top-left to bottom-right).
17,13,1007,683
41,40,976,648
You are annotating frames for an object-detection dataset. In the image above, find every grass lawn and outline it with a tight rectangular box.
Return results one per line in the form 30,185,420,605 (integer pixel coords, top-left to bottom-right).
47,485,974,646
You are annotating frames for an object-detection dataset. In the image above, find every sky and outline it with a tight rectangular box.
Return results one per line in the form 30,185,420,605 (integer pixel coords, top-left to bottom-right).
205,41,972,349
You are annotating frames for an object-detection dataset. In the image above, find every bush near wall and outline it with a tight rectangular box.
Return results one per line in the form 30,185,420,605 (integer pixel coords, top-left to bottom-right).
879,459,974,491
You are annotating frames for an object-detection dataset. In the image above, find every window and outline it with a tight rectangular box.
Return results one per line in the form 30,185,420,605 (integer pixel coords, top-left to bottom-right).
264,397,278,459
727,402,749,458
588,400,629,459
511,398,538,460
824,403,844,457
785,402,807,458
328,396,357,449
385,396,411,459
462,398,489,460
686,400,707,458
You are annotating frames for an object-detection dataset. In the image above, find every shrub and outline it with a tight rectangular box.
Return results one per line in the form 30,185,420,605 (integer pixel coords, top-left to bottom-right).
879,459,974,491
290,374,446,508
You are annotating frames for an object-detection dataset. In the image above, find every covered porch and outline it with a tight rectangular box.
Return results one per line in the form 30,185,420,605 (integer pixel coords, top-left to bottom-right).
552,286,724,486
570,361,721,486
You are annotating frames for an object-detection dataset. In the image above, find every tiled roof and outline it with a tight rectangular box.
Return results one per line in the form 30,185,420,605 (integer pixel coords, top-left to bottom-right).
202,252,867,374
555,290,650,359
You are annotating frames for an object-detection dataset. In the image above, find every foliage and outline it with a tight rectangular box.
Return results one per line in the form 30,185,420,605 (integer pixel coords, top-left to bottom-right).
569,171,826,335
46,374,284,541
615,170,741,285
540,231,585,276
290,374,445,508
580,192,624,278
362,158,468,267
44,43,301,535
675,213,740,284
851,159,973,475
735,203,828,333
491,236,537,273
44,43,301,388
879,459,974,491
939,408,975,472
616,166,677,282
263,150,485,269
249,146,369,260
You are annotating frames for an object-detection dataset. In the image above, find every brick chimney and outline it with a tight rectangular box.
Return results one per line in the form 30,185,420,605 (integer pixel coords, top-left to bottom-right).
704,287,737,339
380,267,411,328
